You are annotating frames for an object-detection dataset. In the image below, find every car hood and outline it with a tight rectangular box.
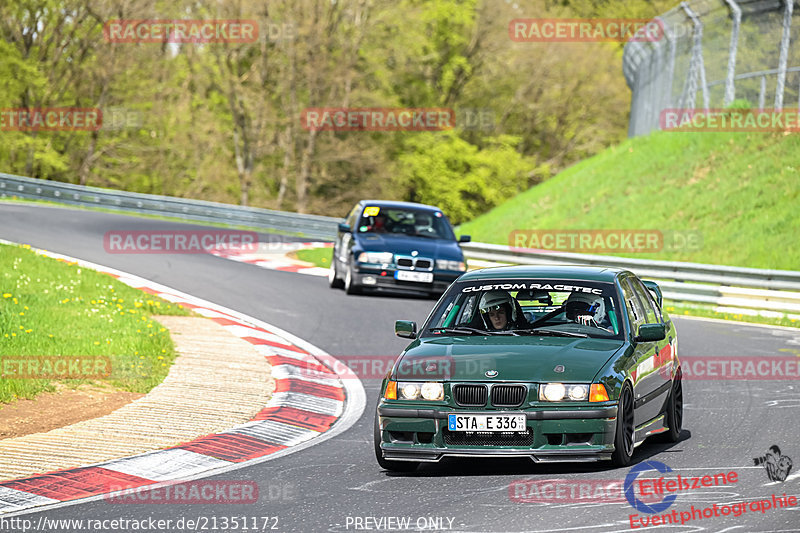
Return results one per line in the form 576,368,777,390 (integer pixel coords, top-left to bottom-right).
395,336,624,382
357,233,462,260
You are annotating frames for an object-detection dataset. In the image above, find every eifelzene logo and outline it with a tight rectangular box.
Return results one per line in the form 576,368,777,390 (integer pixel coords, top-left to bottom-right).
754,445,793,482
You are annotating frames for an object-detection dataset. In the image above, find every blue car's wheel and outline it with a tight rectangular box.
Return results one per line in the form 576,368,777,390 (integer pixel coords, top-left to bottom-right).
328,256,344,289
344,259,361,295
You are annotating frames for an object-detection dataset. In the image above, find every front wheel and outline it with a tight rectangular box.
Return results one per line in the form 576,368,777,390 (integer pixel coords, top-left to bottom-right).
374,415,418,472
611,385,635,467
328,257,344,289
662,372,683,442
344,260,361,295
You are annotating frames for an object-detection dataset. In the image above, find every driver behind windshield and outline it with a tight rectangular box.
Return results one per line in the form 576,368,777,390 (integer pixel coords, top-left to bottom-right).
479,291,525,331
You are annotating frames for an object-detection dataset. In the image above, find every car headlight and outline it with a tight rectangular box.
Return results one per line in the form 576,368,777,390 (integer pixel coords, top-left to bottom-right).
357,252,393,264
539,383,589,401
435,259,466,271
420,382,444,401
397,382,444,401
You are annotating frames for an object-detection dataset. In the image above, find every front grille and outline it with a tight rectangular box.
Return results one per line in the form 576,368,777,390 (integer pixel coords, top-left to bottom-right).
395,256,434,271
444,429,534,446
491,385,527,407
453,384,487,406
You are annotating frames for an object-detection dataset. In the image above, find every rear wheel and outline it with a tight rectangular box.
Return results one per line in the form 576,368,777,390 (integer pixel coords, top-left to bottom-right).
663,373,683,442
374,415,418,472
611,385,635,467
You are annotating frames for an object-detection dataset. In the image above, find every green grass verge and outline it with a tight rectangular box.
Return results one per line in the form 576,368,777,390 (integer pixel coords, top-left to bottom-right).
291,247,332,268
0,243,191,404
458,130,800,270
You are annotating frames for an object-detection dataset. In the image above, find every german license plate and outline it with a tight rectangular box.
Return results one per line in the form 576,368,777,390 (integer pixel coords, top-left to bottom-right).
395,270,434,283
447,414,526,432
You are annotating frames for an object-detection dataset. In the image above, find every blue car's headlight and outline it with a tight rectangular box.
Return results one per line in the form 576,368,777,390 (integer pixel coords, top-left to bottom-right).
435,259,466,271
357,252,393,263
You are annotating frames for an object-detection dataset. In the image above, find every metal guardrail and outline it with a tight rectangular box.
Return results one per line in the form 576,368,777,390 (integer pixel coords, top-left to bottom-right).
460,242,800,292
2,172,799,317
461,242,800,316
0,172,340,241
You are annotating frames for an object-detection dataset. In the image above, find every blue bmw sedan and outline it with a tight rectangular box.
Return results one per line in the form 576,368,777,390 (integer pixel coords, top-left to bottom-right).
329,200,470,296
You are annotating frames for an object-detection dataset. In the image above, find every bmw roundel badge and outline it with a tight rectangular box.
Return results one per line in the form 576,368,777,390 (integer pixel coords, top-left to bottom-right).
485,370,498,378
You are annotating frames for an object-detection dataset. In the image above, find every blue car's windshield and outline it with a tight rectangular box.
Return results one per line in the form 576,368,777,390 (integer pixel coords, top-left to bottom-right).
423,279,624,340
357,206,455,240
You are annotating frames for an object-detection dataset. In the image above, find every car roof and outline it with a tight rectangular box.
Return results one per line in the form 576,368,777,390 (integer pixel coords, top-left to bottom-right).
359,200,442,212
459,264,628,283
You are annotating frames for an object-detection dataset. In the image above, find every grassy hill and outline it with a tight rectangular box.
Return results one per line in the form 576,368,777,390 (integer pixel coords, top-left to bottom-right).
458,130,800,270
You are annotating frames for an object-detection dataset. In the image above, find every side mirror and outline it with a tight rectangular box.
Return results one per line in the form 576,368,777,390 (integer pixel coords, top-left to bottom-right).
635,323,666,343
641,280,663,307
459,235,471,243
338,223,351,233
395,320,418,339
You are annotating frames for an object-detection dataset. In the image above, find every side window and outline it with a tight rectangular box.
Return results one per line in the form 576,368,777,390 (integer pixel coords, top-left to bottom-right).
630,278,660,324
620,278,646,333
345,205,360,229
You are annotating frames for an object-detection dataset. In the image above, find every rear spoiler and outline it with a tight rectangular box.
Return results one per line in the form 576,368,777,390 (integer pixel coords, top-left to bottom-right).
641,280,663,307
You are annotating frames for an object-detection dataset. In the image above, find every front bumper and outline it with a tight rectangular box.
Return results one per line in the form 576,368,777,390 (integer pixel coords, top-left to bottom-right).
353,264,462,294
377,404,618,463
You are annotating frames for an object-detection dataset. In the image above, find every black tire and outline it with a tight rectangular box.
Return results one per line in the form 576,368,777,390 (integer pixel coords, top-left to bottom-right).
662,372,683,443
344,259,361,295
611,384,635,467
374,415,419,472
328,257,344,289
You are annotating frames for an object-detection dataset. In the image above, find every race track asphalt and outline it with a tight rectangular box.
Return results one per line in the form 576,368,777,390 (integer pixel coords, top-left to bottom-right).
1,202,798,533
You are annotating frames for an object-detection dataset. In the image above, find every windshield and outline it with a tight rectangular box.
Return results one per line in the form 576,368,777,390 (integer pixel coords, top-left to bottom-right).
422,278,624,340
357,206,455,240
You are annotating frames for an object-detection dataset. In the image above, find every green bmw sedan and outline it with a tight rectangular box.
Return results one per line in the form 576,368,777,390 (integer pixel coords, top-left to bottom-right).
375,265,682,471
